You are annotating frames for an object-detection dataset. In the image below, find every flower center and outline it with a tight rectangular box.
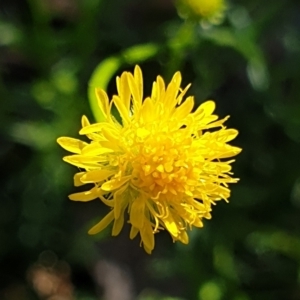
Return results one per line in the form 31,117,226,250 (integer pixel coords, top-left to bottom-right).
122,124,203,200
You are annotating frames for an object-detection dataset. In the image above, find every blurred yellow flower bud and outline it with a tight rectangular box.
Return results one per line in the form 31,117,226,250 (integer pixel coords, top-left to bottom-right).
177,0,226,25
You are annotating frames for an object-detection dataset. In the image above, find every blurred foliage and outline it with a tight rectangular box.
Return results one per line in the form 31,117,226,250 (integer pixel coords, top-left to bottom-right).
1,0,300,299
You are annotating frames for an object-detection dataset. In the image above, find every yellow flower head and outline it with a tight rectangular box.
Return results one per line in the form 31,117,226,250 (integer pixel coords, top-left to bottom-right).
177,0,226,24
57,66,241,254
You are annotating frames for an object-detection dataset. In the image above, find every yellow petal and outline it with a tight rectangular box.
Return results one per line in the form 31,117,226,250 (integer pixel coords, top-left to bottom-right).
68,187,99,201
127,72,142,112
57,137,88,154
191,199,206,211
112,213,125,236
129,226,139,239
134,65,143,102
140,97,154,123
173,96,194,120
217,146,242,158
177,231,189,244
95,88,110,120
198,115,219,126
116,72,131,110
99,196,115,207
220,129,239,142
177,83,191,105
140,221,154,253
81,169,115,183
163,215,179,237
88,210,114,235
81,115,90,127
156,75,166,101
79,123,107,135
150,81,158,101
193,217,204,228
101,127,121,145
74,172,86,186
200,100,216,116
112,191,129,236
113,95,130,124
63,155,101,168
215,162,232,173
129,196,145,229
143,244,153,255
81,142,114,155
101,176,131,191
113,184,128,219
80,116,103,141
164,71,181,108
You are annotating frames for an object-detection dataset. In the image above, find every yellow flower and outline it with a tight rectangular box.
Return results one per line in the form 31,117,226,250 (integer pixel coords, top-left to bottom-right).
57,66,241,254
177,0,226,24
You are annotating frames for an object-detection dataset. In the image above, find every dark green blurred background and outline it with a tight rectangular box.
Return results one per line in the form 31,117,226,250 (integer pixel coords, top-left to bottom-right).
1,0,300,299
